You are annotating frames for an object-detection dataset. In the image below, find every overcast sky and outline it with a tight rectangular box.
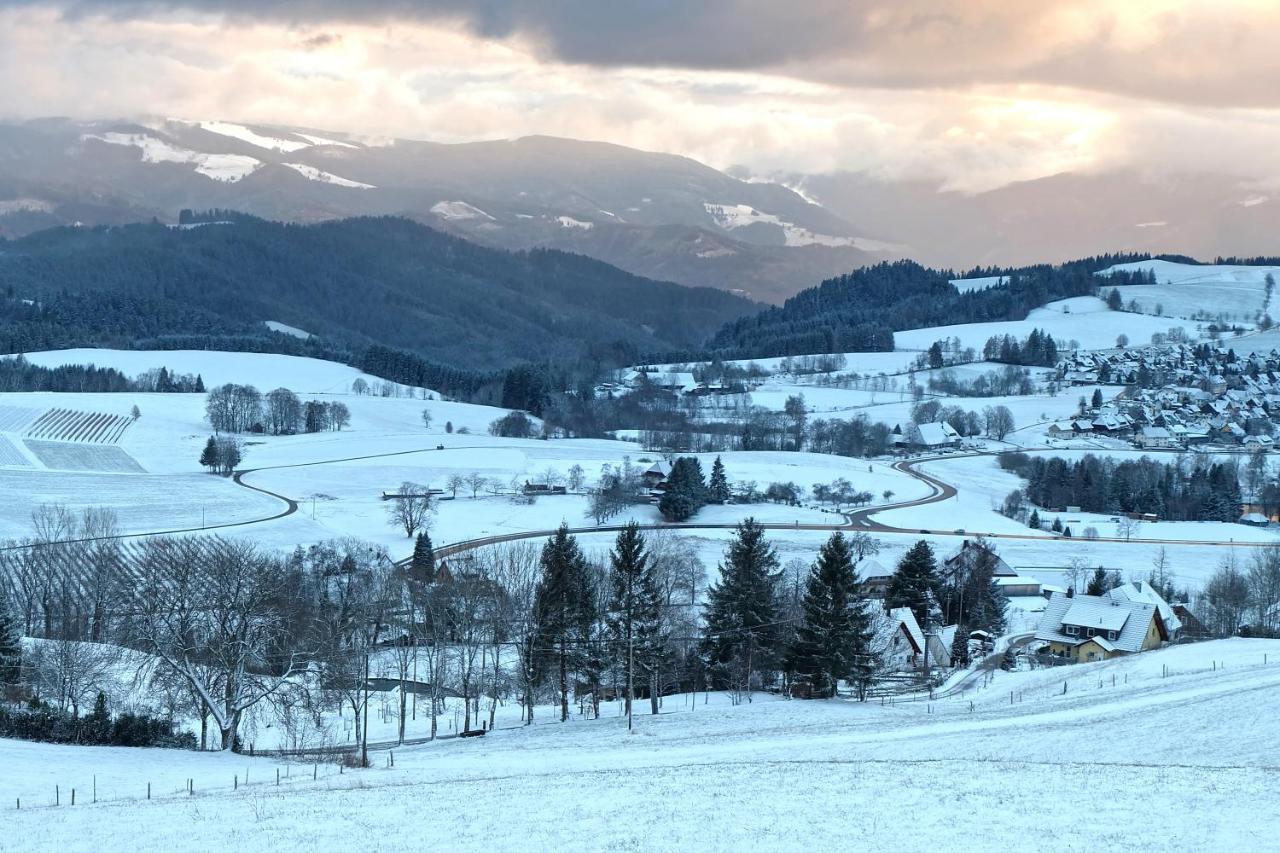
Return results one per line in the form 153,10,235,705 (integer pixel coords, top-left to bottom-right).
2,0,1278,190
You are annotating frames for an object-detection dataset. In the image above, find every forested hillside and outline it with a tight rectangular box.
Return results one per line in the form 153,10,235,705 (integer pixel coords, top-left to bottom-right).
708,255,1159,358
0,215,757,371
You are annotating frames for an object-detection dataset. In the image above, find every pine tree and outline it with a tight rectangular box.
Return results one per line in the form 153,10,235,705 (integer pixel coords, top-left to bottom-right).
789,532,874,698
1028,509,1040,529
532,525,596,721
964,546,1009,635
85,691,111,744
885,539,939,629
409,532,436,585
0,595,20,685
659,456,707,521
199,436,218,472
1086,566,1111,596
195,374,205,393
708,456,730,504
950,624,971,668
605,523,666,717
702,519,781,697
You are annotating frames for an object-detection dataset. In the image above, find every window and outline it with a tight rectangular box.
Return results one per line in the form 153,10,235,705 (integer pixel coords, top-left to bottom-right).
1108,630,1118,641
1087,628,1096,637
1065,625,1079,636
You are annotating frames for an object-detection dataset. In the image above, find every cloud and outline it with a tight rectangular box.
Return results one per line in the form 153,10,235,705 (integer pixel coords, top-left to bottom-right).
299,31,340,50
4,0,1279,108
0,1,1277,191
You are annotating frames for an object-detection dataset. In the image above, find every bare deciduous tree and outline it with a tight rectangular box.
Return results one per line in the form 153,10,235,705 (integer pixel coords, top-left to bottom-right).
386,481,435,538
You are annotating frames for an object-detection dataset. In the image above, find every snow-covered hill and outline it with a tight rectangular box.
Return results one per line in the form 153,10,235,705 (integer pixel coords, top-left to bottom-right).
0,118,889,302
1097,259,1280,324
6,637,1278,850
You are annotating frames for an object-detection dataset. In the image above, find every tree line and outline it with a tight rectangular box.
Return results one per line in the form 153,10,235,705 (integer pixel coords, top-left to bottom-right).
999,452,1243,522
0,355,203,394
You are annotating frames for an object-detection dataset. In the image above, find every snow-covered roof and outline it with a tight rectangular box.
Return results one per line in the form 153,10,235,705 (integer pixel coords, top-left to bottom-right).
1035,592,1161,653
878,607,924,654
859,559,889,580
1106,580,1182,634
1062,598,1129,632
916,422,959,446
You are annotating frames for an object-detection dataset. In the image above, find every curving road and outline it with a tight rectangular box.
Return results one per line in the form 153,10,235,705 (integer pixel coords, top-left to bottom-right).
223,443,1279,565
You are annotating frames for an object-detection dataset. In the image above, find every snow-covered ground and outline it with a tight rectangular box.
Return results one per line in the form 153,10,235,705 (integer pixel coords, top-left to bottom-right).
1099,259,1280,323
895,296,1200,353
6,638,1279,851
83,132,262,183
13,350,411,395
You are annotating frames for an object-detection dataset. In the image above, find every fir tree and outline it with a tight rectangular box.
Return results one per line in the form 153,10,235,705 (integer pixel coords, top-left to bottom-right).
708,456,731,504
885,539,939,628
1028,509,1040,529
0,595,20,685
789,532,874,698
964,545,1009,635
702,519,781,696
950,624,971,668
532,525,596,721
659,456,707,521
1086,566,1111,596
409,532,436,585
199,436,218,472
605,523,666,716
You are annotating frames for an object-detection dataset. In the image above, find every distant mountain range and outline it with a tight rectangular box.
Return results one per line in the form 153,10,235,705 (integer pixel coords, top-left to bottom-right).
0,118,886,303
2,117,1275,304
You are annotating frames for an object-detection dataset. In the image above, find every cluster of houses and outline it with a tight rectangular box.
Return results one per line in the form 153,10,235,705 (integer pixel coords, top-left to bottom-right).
1052,344,1280,450
596,369,739,398
859,539,1203,674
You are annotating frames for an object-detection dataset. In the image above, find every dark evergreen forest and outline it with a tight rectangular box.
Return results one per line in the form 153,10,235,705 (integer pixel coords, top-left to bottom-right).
708,255,1160,358
0,215,757,372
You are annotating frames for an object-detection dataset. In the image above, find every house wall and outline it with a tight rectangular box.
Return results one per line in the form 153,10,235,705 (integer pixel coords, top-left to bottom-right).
1047,639,1118,663
1140,615,1164,651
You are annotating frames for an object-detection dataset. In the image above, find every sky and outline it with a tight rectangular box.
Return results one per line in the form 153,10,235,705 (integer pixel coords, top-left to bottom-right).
1,0,1279,191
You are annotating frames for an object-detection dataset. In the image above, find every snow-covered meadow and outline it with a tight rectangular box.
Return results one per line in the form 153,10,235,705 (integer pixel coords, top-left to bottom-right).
1098,259,1280,323
5,638,1279,851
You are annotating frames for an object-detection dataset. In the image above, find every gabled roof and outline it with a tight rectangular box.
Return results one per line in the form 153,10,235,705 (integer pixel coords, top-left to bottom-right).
877,606,924,654
1035,592,1160,653
916,421,960,446
1062,598,1129,631
1106,580,1182,634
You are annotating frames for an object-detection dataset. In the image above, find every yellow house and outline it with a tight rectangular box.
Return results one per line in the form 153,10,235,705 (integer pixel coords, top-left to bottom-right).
1035,592,1170,663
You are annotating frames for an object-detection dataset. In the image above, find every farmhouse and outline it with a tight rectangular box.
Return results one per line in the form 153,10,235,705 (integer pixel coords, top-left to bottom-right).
915,421,961,450
943,539,1015,579
874,607,951,671
1034,591,1171,663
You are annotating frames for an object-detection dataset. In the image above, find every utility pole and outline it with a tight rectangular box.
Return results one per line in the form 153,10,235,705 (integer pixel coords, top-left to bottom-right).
627,621,634,732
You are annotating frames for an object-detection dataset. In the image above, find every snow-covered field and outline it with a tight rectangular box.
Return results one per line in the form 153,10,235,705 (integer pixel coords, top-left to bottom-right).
1099,259,1280,323
6,638,1279,851
895,296,1199,353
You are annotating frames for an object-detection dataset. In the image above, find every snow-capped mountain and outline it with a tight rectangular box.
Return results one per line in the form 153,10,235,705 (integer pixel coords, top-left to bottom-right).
0,118,886,302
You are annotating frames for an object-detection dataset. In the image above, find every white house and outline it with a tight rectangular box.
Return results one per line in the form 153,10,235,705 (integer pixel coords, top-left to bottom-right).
874,607,951,671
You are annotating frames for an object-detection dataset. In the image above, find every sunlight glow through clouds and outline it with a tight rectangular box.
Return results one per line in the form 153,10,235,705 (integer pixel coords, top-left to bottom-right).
0,1,1277,188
